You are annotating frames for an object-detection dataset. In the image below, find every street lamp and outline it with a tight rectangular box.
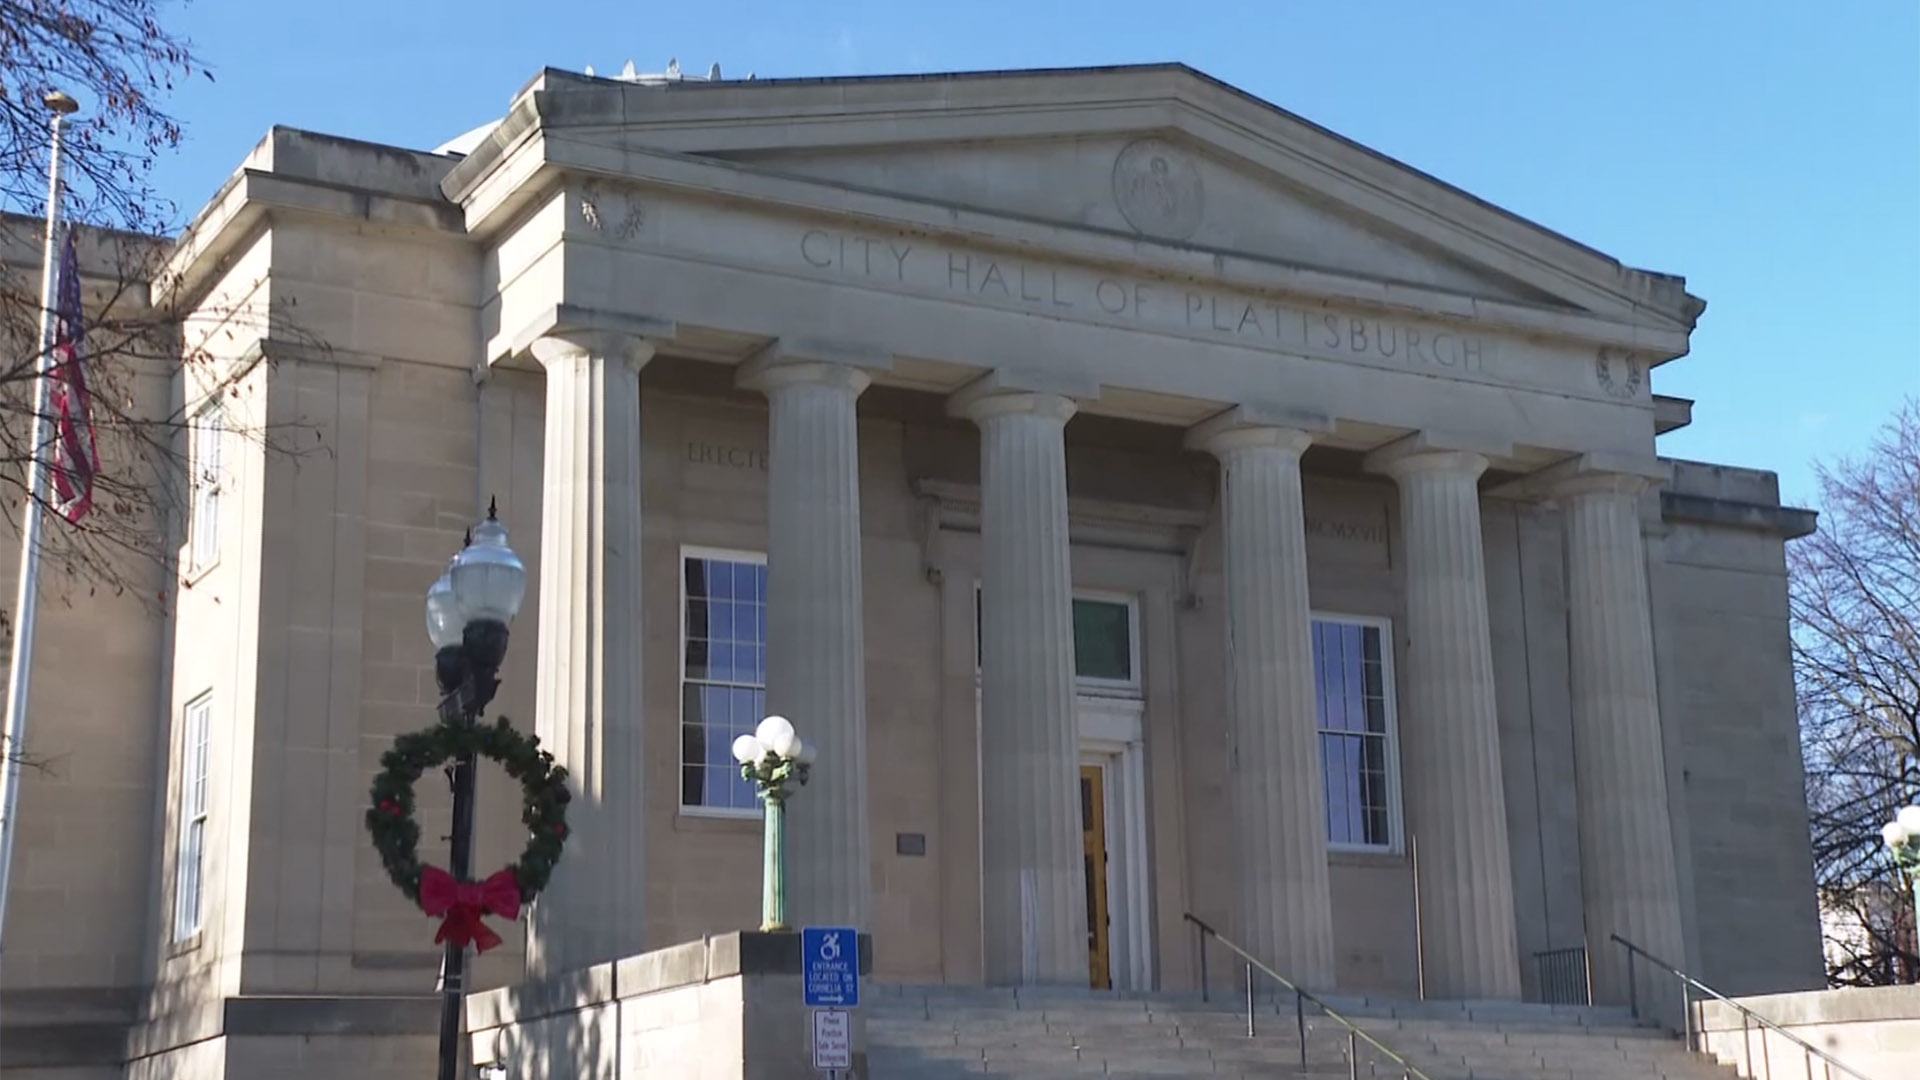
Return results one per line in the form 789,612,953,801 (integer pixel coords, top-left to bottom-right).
428,500,525,1080
733,715,815,932
1882,805,1920,982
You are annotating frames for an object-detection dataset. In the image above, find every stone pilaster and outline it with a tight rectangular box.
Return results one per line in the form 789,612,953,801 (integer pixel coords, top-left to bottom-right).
952,384,1086,986
1555,468,1685,1010
1368,440,1522,1000
525,330,652,977
740,355,874,930
1188,409,1335,987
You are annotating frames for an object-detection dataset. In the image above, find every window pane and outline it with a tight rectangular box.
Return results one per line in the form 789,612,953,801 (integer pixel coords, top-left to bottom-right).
681,555,768,809
705,560,731,600
1312,623,1331,728
684,637,710,681
1315,620,1395,848
1072,599,1132,682
1361,735,1390,845
681,724,707,806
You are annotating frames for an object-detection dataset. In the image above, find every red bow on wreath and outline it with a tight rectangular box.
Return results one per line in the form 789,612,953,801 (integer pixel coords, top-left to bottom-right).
420,866,521,953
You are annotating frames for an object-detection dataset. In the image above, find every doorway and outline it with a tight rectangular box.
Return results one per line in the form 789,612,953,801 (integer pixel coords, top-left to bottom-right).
1081,763,1112,989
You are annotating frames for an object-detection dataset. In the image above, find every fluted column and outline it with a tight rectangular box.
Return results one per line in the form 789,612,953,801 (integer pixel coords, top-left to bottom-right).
1555,470,1684,1010
954,386,1086,986
741,356,874,930
525,330,652,976
1190,413,1335,987
1369,443,1522,999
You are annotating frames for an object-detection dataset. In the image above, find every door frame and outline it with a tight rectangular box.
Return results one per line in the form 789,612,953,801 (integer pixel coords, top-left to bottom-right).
1079,694,1151,992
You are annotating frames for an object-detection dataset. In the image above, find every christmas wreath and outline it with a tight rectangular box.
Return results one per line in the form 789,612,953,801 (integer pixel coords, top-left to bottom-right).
365,716,570,952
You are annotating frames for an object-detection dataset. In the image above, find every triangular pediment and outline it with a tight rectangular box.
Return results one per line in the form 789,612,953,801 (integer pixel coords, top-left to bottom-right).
704,134,1571,310
450,64,1703,336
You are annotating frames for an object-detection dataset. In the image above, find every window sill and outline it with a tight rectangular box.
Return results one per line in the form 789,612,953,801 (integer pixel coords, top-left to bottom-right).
1328,847,1406,868
168,930,204,958
183,555,219,589
674,809,762,835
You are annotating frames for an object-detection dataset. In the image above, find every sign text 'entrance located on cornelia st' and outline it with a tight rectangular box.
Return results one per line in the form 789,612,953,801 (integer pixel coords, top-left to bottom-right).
802,925,861,1008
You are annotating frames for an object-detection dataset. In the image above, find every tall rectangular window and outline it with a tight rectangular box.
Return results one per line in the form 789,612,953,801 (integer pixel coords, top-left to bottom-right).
173,694,212,941
1313,617,1398,850
189,407,224,574
680,550,767,813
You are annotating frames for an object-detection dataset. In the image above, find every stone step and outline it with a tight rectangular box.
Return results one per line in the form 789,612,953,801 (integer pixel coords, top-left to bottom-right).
867,985,1721,1080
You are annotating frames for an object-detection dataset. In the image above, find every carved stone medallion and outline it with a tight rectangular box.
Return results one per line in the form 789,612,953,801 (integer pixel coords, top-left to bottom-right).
579,180,646,241
1594,347,1645,399
1112,138,1204,242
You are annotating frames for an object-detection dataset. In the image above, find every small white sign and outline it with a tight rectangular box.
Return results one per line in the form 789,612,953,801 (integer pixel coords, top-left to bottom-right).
812,1008,852,1070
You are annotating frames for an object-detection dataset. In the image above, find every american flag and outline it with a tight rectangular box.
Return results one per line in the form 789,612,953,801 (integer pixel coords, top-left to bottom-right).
46,228,97,523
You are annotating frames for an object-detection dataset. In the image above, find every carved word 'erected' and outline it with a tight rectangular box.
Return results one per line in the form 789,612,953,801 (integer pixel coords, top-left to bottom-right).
798,228,1490,375
686,442,768,471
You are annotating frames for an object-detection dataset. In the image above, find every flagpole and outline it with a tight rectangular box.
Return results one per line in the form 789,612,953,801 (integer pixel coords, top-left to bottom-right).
0,90,81,997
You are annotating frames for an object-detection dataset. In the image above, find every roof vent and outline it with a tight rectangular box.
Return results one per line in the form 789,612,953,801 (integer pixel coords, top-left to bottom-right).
583,58,748,85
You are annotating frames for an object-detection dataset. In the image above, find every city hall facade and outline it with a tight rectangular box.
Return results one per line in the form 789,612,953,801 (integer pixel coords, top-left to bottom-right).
1,63,1823,1076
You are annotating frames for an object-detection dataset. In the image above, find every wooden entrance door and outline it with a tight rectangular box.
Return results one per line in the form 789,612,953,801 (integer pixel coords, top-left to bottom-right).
1080,764,1111,989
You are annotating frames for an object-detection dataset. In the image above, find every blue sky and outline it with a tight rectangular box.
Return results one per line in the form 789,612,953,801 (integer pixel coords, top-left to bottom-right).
146,0,1917,506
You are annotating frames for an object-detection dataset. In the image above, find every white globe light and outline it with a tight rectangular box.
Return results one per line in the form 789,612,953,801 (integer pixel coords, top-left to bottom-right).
1884,821,1910,850
424,565,464,649
450,510,526,626
756,715,797,758
797,739,818,765
731,734,764,764
1898,806,1920,834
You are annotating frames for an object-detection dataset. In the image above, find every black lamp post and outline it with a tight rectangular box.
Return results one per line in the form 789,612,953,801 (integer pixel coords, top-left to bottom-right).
424,500,526,1080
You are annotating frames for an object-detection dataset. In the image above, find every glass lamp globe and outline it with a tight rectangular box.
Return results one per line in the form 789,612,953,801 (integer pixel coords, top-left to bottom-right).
1898,806,1920,835
756,715,797,758
425,566,464,649
797,739,817,765
731,734,765,764
450,509,526,626
1885,820,1911,850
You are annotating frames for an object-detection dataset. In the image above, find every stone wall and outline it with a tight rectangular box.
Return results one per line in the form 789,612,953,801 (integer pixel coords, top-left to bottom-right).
467,931,874,1079
1656,460,1824,994
1697,985,1920,1080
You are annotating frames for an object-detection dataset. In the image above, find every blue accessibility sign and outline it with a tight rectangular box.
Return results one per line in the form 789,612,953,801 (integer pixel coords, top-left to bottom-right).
801,926,860,1008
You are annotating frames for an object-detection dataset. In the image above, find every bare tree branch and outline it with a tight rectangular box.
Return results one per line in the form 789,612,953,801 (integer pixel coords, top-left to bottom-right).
1797,399,1920,985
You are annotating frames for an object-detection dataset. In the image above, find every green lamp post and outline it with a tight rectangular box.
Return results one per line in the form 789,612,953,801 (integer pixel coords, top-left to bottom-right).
733,715,814,932
1881,804,1920,981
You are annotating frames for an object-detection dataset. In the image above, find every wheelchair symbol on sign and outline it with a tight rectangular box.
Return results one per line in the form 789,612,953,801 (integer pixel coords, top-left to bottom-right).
818,932,841,962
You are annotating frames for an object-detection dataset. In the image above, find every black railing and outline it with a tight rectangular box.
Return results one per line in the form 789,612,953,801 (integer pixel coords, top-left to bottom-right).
1531,945,1592,1005
1185,912,1433,1080
1612,934,1878,1080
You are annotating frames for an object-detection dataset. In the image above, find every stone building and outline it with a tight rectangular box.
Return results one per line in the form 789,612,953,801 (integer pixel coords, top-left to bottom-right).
0,61,1823,1076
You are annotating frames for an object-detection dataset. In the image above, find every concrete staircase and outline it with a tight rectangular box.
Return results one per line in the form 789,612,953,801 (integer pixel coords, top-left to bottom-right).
867,984,1742,1079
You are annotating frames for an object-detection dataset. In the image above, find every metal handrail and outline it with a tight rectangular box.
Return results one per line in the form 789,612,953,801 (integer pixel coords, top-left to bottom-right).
1184,912,1434,1080
1611,934,1879,1080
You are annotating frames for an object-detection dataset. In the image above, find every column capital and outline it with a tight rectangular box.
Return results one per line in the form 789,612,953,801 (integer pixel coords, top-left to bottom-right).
528,328,655,372
737,338,889,396
946,368,1095,425
1363,430,1510,482
1490,452,1671,502
1184,403,1331,458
